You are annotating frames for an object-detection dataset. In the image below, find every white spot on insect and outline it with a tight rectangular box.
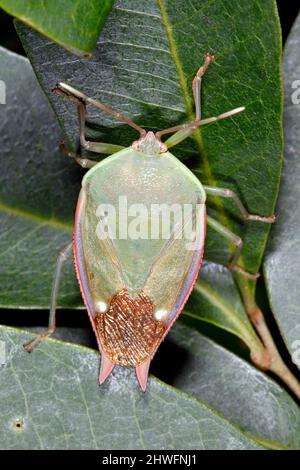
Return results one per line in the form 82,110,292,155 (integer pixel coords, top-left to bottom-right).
95,300,107,313
154,309,168,322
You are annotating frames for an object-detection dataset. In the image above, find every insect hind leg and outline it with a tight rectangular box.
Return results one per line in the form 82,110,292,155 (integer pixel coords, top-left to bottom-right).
206,215,260,280
204,185,276,224
23,242,73,352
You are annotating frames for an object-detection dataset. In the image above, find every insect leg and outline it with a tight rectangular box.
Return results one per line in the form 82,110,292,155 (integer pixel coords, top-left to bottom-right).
206,215,259,280
59,141,98,169
193,53,215,121
204,186,276,223
54,82,145,136
159,107,245,149
53,85,125,155
23,242,73,352
157,53,245,149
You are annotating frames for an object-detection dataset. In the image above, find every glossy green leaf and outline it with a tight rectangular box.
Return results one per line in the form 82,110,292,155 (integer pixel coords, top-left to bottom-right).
264,13,300,361
16,0,282,281
0,0,114,56
0,325,265,450
15,0,282,339
0,49,262,363
1,0,282,353
167,323,300,450
185,262,262,354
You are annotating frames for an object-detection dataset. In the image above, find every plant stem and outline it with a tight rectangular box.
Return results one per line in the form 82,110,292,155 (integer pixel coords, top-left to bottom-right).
240,279,300,400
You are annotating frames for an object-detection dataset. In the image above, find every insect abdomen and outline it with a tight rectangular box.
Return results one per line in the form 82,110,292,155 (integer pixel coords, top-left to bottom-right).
94,288,166,367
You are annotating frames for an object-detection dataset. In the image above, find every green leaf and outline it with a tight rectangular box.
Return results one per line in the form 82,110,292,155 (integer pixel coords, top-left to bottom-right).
0,47,262,364
1,0,282,354
167,323,300,450
0,0,114,56
264,13,300,360
16,0,282,280
185,262,262,354
0,46,80,308
14,0,282,332
0,325,266,450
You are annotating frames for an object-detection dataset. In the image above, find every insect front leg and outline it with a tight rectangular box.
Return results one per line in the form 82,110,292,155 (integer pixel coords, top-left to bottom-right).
206,215,259,280
59,141,98,169
203,186,276,223
23,242,73,352
158,54,244,149
193,52,215,121
53,84,125,155
162,53,215,149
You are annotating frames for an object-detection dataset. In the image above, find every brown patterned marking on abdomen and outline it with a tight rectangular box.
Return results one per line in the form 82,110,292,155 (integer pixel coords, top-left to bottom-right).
94,289,166,367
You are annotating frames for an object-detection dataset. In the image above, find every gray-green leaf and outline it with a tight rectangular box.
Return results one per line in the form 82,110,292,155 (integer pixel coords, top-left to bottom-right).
264,12,300,363
168,323,300,449
0,46,80,308
0,325,265,450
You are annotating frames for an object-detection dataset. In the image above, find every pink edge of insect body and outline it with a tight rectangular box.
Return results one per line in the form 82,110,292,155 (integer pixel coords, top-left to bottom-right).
99,351,115,385
135,358,151,393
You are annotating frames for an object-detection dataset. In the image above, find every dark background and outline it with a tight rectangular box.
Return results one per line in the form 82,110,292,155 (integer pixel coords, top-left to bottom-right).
276,0,300,42
0,2,299,393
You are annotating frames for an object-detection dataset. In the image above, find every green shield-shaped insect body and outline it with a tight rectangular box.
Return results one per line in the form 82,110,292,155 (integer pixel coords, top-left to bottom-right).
24,54,275,392
75,136,206,390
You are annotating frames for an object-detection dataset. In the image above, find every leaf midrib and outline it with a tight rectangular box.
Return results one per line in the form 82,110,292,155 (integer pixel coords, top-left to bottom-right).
156,0,259,276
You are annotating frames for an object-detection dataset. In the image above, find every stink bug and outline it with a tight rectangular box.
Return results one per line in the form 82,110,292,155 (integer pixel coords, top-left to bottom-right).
24,54,275,391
